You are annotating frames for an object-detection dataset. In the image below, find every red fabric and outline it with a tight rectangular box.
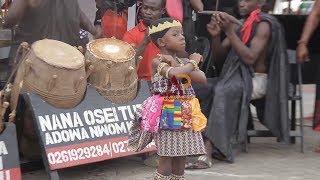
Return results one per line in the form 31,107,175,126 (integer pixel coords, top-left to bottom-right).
102,10,128,39
122,21,160,81
240,9,261,44
166,0,183,22
314,99,320,131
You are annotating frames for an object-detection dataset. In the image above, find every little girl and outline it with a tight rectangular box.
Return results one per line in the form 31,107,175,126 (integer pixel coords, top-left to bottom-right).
129,17,207,180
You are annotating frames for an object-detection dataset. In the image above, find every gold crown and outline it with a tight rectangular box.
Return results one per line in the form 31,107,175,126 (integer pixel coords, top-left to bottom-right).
148,20,182,35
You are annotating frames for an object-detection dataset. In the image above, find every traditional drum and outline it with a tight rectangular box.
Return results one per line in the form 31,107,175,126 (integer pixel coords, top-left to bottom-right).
6,39,87,160
11,39,87,109
85,38,138,104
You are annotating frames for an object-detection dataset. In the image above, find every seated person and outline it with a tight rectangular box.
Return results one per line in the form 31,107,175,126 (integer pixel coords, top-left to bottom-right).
122,0,165,82
190,0,289,168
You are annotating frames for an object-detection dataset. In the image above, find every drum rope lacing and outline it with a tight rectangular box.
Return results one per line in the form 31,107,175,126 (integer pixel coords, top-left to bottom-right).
23,80,86,100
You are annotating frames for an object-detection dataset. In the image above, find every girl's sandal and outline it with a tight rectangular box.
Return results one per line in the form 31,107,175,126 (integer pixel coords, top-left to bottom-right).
185,155,212,169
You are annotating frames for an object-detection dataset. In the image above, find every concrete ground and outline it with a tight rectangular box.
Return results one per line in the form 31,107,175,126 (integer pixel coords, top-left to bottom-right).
22,126,320,180
21,86,320,180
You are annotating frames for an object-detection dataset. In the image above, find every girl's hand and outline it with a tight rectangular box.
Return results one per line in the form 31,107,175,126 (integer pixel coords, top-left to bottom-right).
189,53,203,64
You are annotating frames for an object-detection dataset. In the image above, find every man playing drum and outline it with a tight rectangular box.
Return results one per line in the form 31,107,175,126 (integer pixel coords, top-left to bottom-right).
3,0,101,78
122,0,166,82
2,0,100,160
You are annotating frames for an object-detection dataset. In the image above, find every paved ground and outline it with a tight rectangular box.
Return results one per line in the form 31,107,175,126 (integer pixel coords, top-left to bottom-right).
22,85,320,180
22,127,320,180
21,1,320,179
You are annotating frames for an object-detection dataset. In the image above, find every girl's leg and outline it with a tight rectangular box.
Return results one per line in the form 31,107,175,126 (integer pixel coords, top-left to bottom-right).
172,156,186,175
155,156,172,180
172,156,186,179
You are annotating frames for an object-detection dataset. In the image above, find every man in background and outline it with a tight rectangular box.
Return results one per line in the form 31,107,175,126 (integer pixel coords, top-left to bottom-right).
191,0,288,168
3,0,101,77
94,0,136,39
3,0,100,160
122,0,166,82
296,0,320,152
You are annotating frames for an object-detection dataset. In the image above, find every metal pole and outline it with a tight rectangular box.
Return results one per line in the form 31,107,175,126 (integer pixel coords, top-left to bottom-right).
215,0,219,11
128,4,137,30
288,0,292,14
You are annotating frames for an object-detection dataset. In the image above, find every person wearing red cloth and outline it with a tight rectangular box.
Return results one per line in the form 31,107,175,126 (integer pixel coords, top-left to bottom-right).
189,0,288,168
122,0,166,81
209,0,270,79
94,0,136,39
122,0,165,168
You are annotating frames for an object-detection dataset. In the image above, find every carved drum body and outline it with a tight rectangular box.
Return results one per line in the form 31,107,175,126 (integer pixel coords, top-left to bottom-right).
86,38,138,104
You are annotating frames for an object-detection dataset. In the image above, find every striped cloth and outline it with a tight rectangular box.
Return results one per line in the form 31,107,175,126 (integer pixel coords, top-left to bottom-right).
160,99,182,130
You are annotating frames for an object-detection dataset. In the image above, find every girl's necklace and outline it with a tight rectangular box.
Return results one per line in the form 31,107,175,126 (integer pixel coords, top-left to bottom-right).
158,54,184,67
174,56,184,67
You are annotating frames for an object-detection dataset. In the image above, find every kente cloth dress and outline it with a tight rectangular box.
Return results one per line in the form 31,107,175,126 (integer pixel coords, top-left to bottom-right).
147,73,206,157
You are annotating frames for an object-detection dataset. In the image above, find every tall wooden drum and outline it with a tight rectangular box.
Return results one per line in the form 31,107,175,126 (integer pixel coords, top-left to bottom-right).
11,39,87,109
85,38,138,104
8,39,87,159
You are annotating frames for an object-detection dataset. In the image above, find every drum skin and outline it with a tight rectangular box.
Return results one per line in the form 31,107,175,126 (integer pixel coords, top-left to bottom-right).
85,38,138,104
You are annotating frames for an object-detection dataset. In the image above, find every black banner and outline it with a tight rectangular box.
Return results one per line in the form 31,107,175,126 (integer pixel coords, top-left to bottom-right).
25,82,156,171
0,123,21,180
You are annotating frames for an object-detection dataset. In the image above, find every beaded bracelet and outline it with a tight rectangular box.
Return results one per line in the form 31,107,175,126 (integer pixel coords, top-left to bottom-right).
157,62,168,74
165,67,173,79
189,59,200,71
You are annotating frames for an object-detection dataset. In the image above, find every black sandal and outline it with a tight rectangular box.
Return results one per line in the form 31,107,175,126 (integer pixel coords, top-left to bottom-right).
185,155,212,169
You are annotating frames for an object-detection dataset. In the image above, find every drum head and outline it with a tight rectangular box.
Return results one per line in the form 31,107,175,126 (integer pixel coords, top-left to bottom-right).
87,38,135,62
32,39,85,69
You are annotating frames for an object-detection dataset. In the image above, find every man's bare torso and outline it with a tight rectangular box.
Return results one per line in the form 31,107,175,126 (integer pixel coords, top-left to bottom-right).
253,45,269,73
